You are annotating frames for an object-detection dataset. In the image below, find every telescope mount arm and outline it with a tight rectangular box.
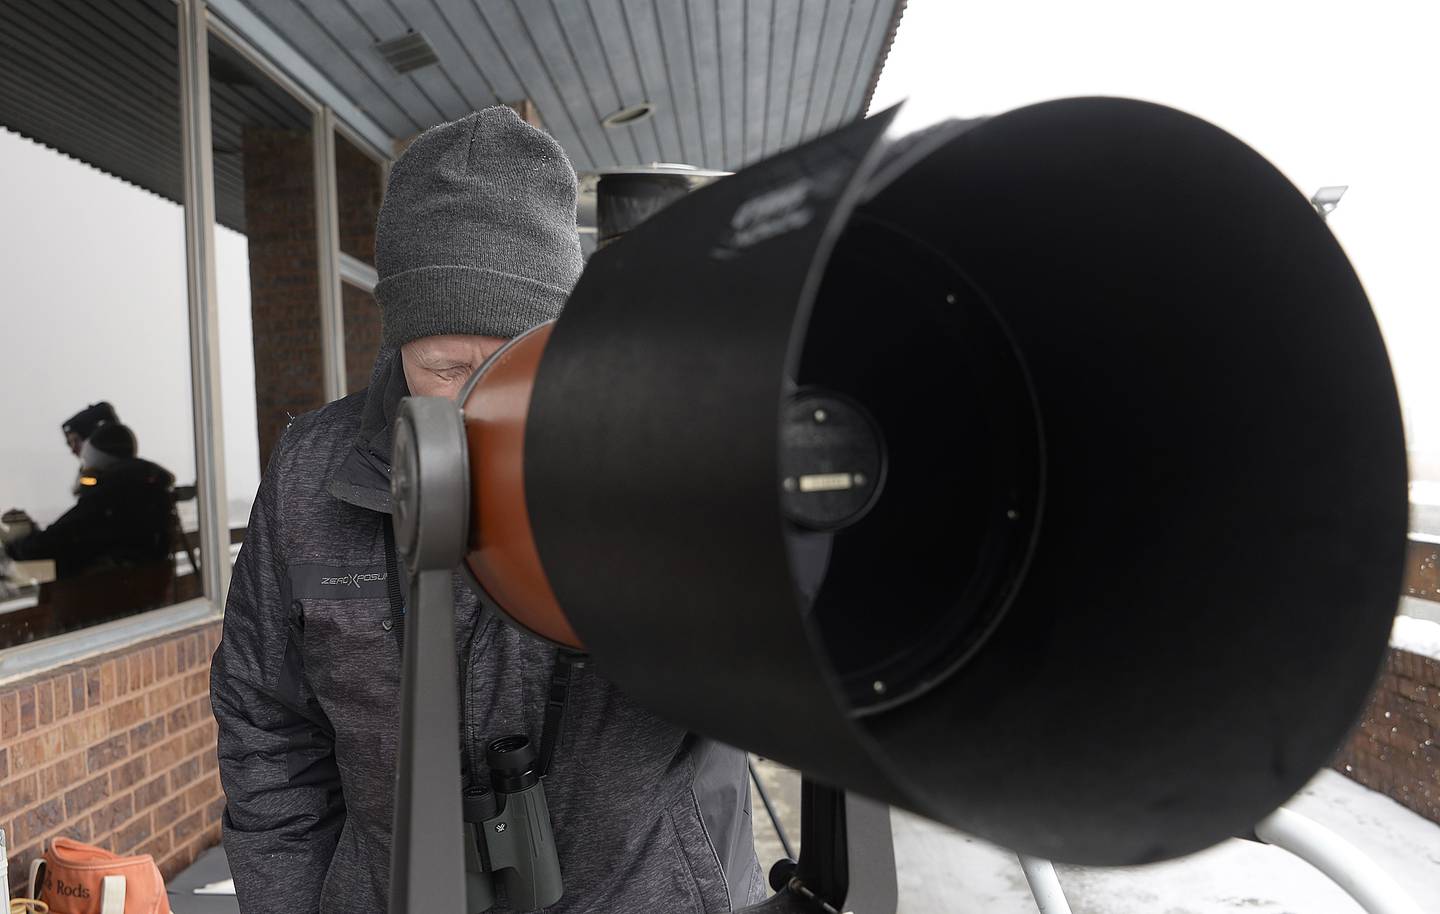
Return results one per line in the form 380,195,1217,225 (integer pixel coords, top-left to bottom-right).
388,396,471,914
744,779,898,914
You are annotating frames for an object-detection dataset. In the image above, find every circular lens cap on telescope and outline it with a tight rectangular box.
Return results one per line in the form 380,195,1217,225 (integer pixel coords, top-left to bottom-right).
780,390,886,531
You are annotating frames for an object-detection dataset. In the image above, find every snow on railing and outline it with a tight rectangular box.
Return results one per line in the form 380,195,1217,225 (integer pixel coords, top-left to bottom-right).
1390,614,1440,663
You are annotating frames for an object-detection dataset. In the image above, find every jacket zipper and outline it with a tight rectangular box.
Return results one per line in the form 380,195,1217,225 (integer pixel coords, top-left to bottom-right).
459,602,493,787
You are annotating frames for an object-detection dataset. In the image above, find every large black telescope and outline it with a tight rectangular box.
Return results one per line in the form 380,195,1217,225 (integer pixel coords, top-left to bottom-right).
389,98,1407,912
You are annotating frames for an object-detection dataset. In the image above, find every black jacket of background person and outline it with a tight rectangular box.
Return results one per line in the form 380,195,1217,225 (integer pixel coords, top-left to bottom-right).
7,457,175,577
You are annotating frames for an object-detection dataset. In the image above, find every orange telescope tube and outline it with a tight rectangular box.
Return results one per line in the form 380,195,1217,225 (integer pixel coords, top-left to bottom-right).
459,322,583,650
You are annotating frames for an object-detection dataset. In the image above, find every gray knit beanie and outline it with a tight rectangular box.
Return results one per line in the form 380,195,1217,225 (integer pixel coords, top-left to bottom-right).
374,106,584,348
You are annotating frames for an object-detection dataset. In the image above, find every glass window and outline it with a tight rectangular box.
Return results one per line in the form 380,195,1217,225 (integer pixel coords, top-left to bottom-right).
207,32,319,515
0,1,194,647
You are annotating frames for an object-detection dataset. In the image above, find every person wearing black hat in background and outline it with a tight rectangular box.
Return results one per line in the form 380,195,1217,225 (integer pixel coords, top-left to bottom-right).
3,422,177,579
62,400,120,457
64,401,122,498
1,402,128,545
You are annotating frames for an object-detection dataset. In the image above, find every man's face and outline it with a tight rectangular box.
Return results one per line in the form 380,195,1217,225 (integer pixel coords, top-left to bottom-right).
400,334,508,400
65,431,83,457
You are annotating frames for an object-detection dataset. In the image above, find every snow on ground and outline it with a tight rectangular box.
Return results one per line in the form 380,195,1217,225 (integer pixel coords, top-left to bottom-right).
889,769,1439,914
753,762,1440,913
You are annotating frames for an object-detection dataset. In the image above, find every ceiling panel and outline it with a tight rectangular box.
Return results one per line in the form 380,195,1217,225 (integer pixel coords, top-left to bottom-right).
652,0,706,165
0,0,185,216
799,0,855,141
741,0,772,165
551,0,644,165
779,0,827,150
0,0,317,234
586,0,667,164
235,0,905,171
681,0,724,168
1,0,903,235
761,0,801,160
714,0,747,168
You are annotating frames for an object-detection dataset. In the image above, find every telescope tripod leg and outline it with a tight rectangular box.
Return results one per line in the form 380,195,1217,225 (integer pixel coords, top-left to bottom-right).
742,779,897,914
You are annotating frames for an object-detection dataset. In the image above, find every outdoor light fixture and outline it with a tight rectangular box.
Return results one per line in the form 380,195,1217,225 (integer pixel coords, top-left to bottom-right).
601,101,657,128
389,99,1407,914
1312,185,1348,220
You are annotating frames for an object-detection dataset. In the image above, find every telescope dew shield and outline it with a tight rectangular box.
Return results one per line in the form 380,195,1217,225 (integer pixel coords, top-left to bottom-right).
501,99,1404,864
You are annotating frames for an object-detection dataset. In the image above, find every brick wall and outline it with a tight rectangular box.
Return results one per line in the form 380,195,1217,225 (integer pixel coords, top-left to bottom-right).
0,622,223,897
242,127,384,463
343,284,383,395
241,126,325,467
336,133,380,264
1404,539,1439,601
1334,646,1440,824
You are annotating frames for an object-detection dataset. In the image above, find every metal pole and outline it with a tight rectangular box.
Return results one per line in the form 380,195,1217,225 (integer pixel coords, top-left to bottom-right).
177,0,230,605
1017,855,1074,914
1255,807,1423,914
314,105,347,402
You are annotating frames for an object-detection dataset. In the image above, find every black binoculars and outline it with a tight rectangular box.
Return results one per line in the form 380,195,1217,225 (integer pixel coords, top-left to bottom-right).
461,735,563,912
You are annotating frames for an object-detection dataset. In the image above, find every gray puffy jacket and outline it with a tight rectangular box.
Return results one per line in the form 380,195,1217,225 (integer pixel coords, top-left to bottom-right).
211,350,765,914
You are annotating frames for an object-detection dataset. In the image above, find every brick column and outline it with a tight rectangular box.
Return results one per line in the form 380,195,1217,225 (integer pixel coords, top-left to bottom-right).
240,126,324,466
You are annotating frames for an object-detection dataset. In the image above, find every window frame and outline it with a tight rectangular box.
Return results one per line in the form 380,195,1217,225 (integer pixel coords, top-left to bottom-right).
0,0,392,683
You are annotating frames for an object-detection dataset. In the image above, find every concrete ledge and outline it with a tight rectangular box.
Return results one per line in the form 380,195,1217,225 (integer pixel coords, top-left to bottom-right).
0,598,220,685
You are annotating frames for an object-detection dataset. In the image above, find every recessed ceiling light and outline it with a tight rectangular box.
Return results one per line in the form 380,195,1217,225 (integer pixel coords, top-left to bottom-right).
602,102,656,128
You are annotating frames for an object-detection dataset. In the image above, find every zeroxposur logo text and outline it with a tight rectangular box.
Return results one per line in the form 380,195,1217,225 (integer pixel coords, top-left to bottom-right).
320,571,387,588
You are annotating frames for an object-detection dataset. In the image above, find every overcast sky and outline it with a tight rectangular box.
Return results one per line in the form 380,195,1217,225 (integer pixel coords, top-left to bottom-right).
869,0,1440,486
3,0,1437,526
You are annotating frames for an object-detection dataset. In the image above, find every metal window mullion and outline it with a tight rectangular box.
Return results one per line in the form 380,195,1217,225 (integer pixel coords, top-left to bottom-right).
178,0,230,605
204,0,393,155
315,105,347,402
206,12,318,113
206,11,393,170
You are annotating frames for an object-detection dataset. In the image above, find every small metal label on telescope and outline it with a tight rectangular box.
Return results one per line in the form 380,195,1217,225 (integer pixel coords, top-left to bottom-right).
799,473,853,493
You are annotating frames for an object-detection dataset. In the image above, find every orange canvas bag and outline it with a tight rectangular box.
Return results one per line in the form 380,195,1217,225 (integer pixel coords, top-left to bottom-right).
27,837,170,914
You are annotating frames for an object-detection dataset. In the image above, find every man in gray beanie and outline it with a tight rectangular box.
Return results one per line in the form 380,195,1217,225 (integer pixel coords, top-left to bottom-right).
212,106,765,914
